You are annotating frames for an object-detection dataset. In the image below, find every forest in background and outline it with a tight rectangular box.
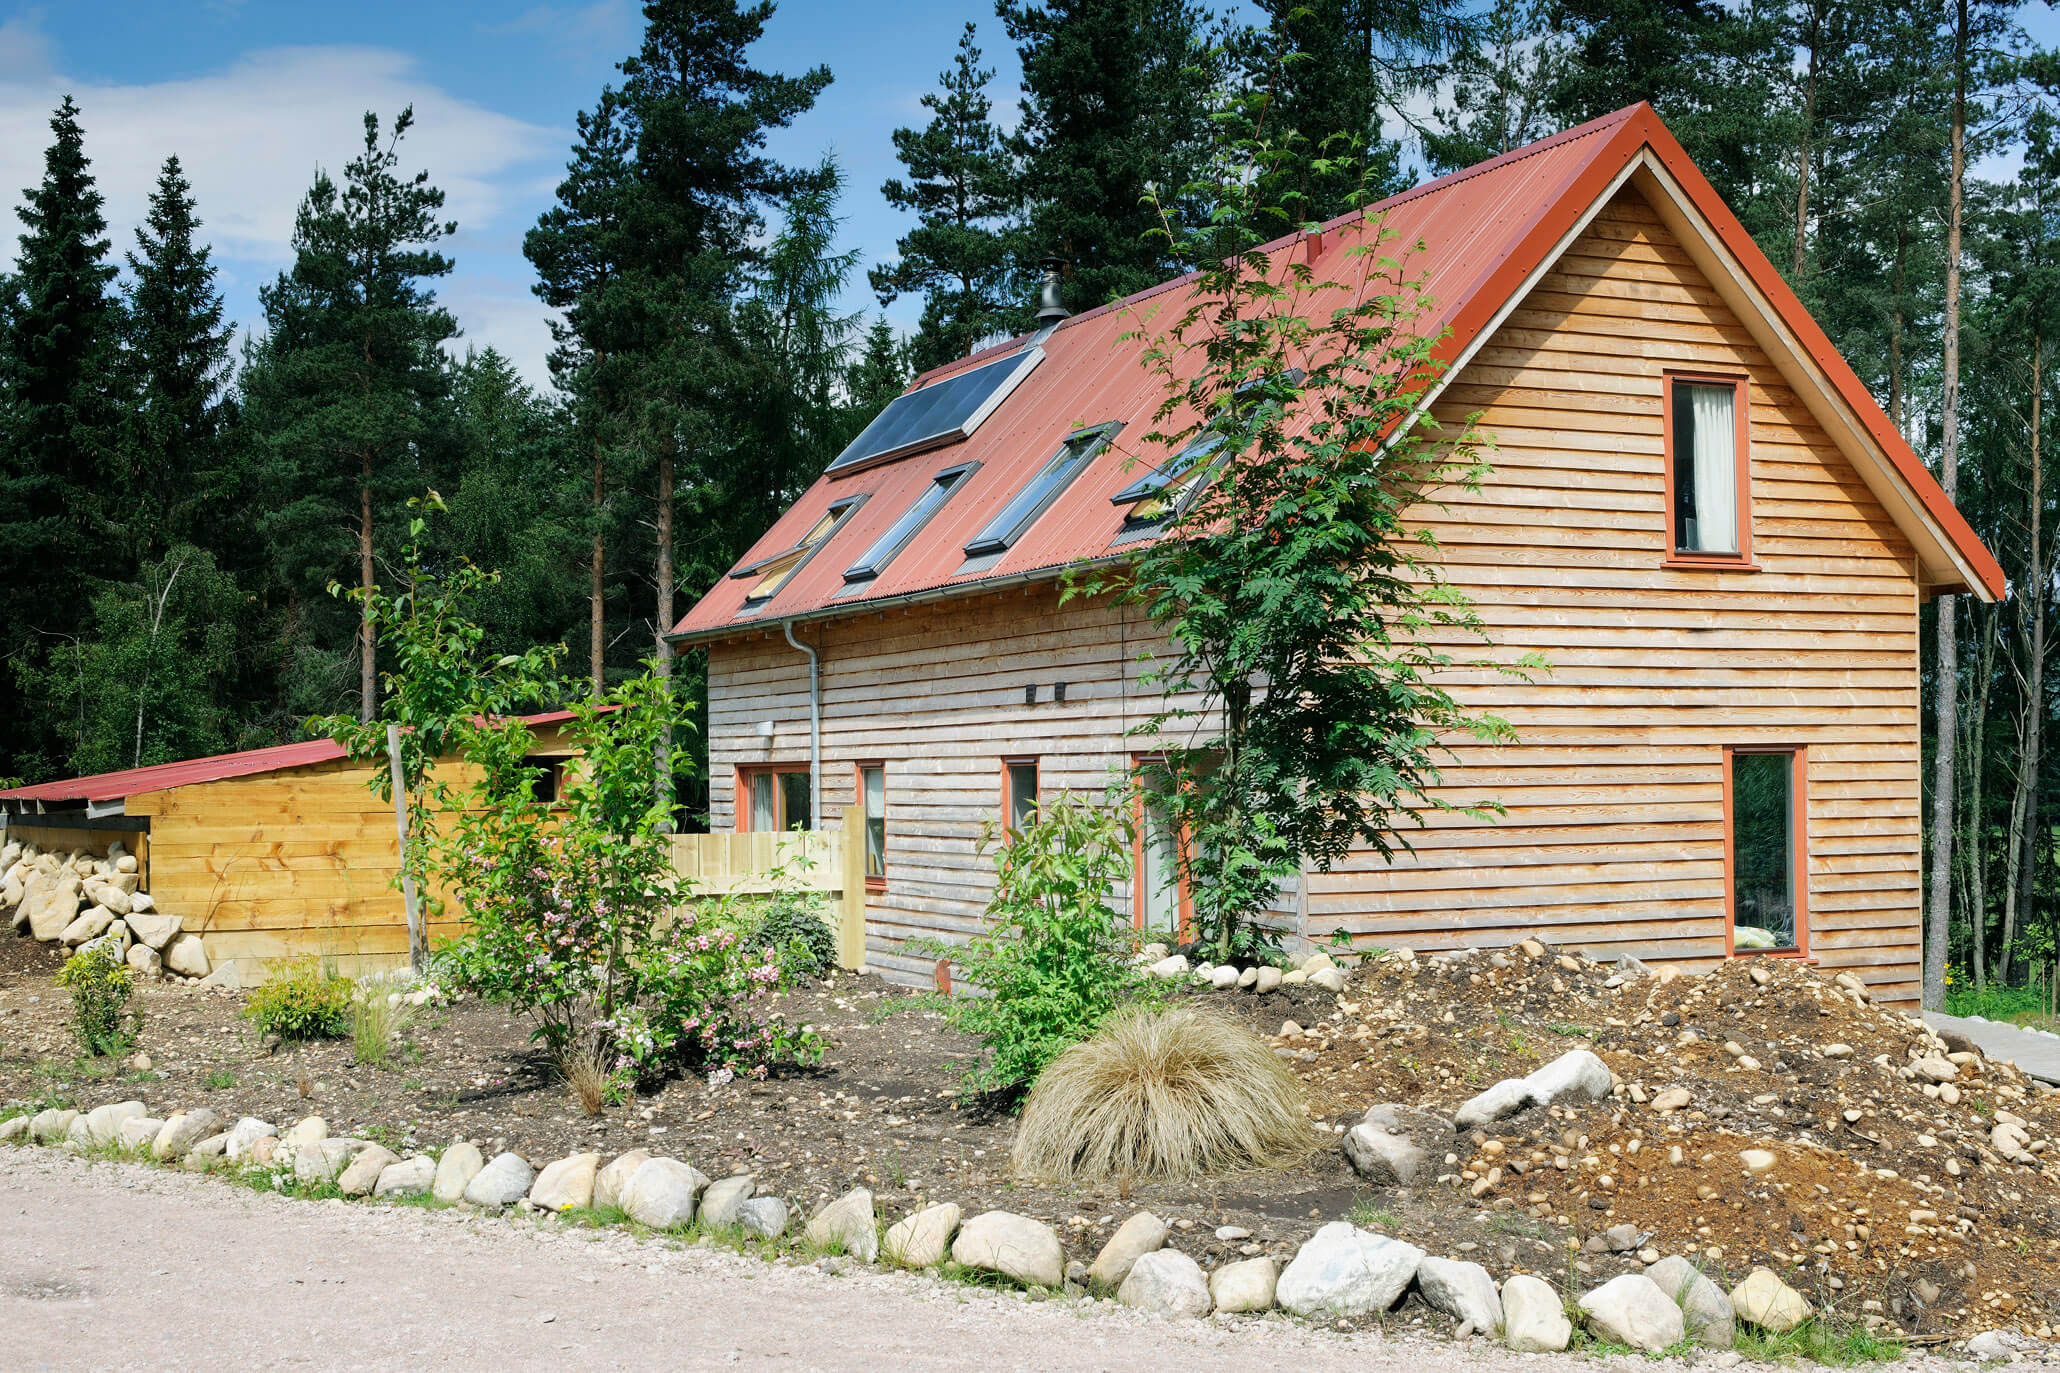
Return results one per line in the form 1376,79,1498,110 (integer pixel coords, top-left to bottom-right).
0,0,2054,1006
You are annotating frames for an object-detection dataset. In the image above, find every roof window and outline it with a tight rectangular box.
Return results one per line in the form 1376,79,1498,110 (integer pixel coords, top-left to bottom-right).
961,422,1120,563
1110,430,1226,532
827,347,1043,476
732,497,863,607
843,462,979,584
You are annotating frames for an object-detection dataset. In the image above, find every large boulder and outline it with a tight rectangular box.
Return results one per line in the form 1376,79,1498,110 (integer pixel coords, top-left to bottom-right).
462,1152,536,1207
885,1203,962,1269
621,1157,709,1230
29,875,83,941
951,1211,1063,1288
738,1196,790,1239
698,1174,755,1227
1455,1048,1614,1130
1343,1105,1454,1187
530,1153,601,1212
124,911,181,953
224,1117,277,1162
294,1138,365,1183
1416,1255,1503,1333
432,1142,484,1202
337,1145,399,1197
1730,1267,1811,1334
163,933,210,978
1208,1257,1278,1314
11,869,52,932
125,943,162,978
1086,1211,1168,1289
593,1149,650,1211
60,906,114,947
118,1117,166,1152
1578,1274,1684,1352
1117,1249,1213,1319
30,1108,79,1143
1646,1255,1735,1348
1276,1222,1424,1319
806,1186,879,1262
0,1115,29,1143
1502,1273,1572,1352
85,883,131,916
375,1155,437,1197
152,1108,221,1161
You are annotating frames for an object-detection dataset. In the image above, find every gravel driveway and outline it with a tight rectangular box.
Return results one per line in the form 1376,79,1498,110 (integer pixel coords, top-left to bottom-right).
0,1151,1996,1372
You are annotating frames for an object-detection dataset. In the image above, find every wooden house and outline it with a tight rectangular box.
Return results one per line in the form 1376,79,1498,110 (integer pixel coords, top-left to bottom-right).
0,713,579,980
667,105,2006,1009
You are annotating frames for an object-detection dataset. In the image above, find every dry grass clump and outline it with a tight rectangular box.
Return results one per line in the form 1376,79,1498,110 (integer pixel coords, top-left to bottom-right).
348,975,419,1067
1011,1004,1313,1183
557,1037,617,1117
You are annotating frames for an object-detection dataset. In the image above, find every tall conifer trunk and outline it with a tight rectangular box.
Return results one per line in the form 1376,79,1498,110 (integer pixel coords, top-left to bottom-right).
2004,332,2046,986
1926,0,1970,1009
654,445,675,830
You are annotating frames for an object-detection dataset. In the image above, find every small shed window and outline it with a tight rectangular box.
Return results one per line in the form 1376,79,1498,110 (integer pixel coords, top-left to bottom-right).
526,755,571,804
963,423,1119,560
1004,758,1039,832
1726,747,1805,955
1666,374,1750,561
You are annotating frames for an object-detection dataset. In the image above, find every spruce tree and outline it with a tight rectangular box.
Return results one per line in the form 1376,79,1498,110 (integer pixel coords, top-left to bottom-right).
242,108,459,723
121,155,234,559
1000,0,1220,311
0,96,120,776
872,23,1020,372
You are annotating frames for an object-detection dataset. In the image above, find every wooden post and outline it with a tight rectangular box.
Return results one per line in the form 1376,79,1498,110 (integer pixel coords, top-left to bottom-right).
837,803,866,971
386,724,425,972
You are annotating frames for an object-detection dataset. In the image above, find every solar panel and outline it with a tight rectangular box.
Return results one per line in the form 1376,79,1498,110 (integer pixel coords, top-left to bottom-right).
826,347,1043,475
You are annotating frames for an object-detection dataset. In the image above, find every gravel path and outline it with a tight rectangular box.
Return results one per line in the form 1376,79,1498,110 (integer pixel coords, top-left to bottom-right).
0,1150,1996,1372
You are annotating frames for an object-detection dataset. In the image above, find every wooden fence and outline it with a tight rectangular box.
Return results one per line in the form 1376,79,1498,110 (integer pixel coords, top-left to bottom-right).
668,804,866,970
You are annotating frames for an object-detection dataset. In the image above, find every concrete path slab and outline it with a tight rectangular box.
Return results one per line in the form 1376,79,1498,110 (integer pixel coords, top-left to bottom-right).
1922,1010,2060,1085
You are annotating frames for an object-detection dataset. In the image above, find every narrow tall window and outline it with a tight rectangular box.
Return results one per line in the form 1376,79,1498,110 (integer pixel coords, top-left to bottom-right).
1004,759,1039,831
1727,748,1804,954
860,764,886,881
1667,374,1748,560
1139,794,1182,935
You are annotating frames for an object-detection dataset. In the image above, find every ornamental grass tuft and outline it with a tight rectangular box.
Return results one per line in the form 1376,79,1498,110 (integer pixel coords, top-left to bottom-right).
1010,1003,1311,1183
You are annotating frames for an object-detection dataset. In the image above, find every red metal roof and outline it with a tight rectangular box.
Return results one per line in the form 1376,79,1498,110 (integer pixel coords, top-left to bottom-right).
670,104,2003,644
0,709,582,806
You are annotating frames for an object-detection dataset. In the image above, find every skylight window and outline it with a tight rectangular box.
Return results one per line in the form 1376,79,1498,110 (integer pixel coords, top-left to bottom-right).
826,348,1043,476
962,422,1120,560
844,462,979,583
1110,431,1226,528
732,497,862,607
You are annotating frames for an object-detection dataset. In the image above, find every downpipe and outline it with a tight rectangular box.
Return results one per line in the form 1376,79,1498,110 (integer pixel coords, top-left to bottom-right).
783,619,821,832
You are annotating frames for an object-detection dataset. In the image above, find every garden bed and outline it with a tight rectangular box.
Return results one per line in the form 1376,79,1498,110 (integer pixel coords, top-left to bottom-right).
7,925,2060,1352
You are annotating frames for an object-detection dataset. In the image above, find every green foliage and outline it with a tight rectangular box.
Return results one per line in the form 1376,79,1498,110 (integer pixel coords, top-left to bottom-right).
1733,1318,1904,1366
349,976,420,1068
242,957,354,1042
745,882,838,983
54,943,135,1057
1944,978,2049,1023
917,792,1147,1100
1073,86,1536,964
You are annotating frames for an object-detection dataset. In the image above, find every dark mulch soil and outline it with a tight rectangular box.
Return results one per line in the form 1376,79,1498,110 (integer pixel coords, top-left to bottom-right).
9,924,2059,1343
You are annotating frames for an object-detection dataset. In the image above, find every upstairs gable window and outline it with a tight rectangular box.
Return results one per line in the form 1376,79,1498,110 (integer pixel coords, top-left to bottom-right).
1666,373,1751,564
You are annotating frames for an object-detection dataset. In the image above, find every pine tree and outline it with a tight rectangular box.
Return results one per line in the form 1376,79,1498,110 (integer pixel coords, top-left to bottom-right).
872,23,1020,372
1000,0,1221,312
242,107,459,724
121,154,234,559
1247,0,1474,217
845,318,909,419
1421,0,1565,173
0,95,121,776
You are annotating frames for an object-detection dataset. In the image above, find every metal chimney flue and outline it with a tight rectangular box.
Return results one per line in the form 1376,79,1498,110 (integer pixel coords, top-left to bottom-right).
1035,257,1071,325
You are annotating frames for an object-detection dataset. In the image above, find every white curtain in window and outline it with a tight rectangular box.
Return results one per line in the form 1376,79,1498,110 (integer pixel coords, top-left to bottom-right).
1690,384,1738,554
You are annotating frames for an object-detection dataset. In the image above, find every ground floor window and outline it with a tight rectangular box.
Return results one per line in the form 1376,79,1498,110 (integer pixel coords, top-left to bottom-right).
858,763,886,883
1725,746,1806,954
1004,758,1038,832
739,766,811,833
1133,757,1191,937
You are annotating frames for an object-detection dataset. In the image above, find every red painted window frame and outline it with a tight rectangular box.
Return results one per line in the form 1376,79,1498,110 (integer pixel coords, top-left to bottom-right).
1720,744,1810,959
734,763,810,834
855,761,887,890
1130,755,1194,940
1661,370,1757,571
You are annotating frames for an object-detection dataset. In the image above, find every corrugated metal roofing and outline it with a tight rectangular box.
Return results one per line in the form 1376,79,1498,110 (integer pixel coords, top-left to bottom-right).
670,103,2001,643
0,709,582,805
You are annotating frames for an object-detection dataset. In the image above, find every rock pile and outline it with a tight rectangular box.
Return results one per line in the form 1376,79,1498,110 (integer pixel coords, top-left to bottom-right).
1,837,216,983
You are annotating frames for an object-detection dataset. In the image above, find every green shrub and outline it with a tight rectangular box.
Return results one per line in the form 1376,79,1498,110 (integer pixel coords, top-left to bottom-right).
916,792,1149,1101
748,887,837,982
244,958,353,1041
55,943,135,1056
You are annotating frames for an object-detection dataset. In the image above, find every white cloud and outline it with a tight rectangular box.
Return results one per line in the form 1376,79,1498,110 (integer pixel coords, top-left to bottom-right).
0,43,563,384
0,9,55,84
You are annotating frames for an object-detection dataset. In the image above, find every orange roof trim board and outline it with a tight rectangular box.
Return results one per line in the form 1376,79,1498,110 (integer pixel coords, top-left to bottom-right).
669,104,2003,646
0,709,582,808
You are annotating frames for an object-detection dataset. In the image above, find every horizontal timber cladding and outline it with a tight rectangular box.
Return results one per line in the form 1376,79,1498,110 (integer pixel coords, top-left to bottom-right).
698,182,1924,1007
126,722,576,982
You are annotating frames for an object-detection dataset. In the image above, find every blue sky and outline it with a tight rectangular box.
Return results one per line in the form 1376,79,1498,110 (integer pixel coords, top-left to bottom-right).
2,2,2057,391
0,0,1025,386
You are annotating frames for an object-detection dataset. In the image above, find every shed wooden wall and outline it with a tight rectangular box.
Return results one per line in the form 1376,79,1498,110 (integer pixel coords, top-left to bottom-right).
700,183,1925,1005
126,723,575,980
